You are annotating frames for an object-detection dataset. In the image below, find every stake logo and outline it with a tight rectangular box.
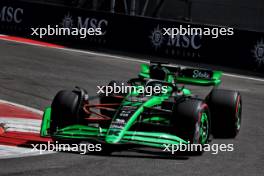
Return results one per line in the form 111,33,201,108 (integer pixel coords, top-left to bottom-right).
252,39,264,66
193,70,210,79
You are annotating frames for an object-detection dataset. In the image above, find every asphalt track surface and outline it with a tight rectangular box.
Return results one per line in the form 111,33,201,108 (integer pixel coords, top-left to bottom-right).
0,40,263,176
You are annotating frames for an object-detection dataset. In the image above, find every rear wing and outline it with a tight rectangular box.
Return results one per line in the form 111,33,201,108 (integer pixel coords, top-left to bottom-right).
139,64,222,86
176,68,222,86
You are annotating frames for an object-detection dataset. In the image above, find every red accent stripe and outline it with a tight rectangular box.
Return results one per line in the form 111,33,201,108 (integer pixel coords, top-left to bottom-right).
235,95,241,113
0,102,41,119
85,117,111,121
0,131,52,147
0,35,64,48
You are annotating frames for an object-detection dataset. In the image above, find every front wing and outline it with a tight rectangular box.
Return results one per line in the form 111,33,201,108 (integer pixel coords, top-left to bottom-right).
40,108,188,149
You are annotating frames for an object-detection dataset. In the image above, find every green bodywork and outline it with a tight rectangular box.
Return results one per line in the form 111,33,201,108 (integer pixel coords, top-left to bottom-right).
41,96,189,148
40,64,222,149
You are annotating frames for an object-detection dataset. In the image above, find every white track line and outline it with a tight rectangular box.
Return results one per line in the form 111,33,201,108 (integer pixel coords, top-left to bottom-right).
0,117,41,133
57,48,264,82
1,34,264,82
223,73,264,82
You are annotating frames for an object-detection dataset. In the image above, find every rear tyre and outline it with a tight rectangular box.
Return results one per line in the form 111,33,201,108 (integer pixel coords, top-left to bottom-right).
207,89,242,138
173,99,211,154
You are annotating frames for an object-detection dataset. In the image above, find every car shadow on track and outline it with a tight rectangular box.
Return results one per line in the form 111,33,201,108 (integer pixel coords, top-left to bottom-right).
86,148,191,160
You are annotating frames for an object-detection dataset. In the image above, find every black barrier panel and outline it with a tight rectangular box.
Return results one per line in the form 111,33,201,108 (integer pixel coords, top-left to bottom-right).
0,1,110,47
0,0,263,72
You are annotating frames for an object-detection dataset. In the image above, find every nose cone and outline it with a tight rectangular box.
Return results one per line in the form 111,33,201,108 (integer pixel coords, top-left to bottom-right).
106,136,120,144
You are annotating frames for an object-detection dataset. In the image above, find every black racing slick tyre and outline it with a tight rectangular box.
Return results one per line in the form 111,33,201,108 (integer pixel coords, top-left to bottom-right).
173,99,211,151
207,89,242,138
50,89,87,134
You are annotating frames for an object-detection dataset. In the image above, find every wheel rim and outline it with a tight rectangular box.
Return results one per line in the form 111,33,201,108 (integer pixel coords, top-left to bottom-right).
199,112,209,144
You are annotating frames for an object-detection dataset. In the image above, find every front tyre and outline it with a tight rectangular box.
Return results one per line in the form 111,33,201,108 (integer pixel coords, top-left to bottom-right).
50,89,88,135
173,99,211,154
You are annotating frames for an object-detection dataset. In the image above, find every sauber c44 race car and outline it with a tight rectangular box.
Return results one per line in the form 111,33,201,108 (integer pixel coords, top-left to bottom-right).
40,61,242,154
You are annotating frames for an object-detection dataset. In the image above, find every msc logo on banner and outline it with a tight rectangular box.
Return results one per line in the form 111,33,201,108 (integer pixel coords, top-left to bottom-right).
149,25,202,58
0,6,23,23
252,39,264,67
61,13,108,35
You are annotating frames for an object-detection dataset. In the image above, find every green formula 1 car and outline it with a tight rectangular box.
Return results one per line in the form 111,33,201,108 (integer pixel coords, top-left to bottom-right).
40,61,242,154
